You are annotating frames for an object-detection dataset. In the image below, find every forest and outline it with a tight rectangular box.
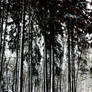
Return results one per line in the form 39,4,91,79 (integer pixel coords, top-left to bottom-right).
0,0,92,92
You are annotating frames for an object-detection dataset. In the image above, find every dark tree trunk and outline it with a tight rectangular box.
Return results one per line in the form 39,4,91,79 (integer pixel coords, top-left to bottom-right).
68,27,71,92
15,19,20,92
71,28,76,92
28,16,33,92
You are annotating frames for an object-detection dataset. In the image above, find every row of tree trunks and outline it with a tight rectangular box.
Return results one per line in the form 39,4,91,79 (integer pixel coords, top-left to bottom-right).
0,1,87,92
43,22,55,92
68,24,76,92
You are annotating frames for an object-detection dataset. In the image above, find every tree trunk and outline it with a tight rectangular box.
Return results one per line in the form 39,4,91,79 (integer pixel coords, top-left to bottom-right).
0,1,4,90
28,15,33,92
71,29,76,92
50,23,55,92
0,8,8,91
68,28,71,92
44,36,48,92
18,0,25,92
50,45,54,92
15,20,20,92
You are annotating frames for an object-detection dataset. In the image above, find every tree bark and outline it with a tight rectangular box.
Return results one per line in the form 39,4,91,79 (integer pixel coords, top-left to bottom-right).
44,36,48,92
18,0,25,92
0,7,8,91
71,28,76,92
15,20,20,92
50,45,54,92
50,23,54,92
28,15,33,92
0,1,4,90
68,27,71,92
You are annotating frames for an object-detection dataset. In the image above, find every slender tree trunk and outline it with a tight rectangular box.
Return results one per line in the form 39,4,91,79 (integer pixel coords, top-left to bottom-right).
0,8,8,91
50,45,54,92
68,28,71,92
45,47,48,92
18,0,25,92
13,62,17,92
0,1,4,90
50,23,55,92
49,38,51,92
71,29,76,92
15,24,20,92
15,0,21,89
6,61,9,92
60,76,62,92
44,36,48,92
75,29,81,91
28,16,33,92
